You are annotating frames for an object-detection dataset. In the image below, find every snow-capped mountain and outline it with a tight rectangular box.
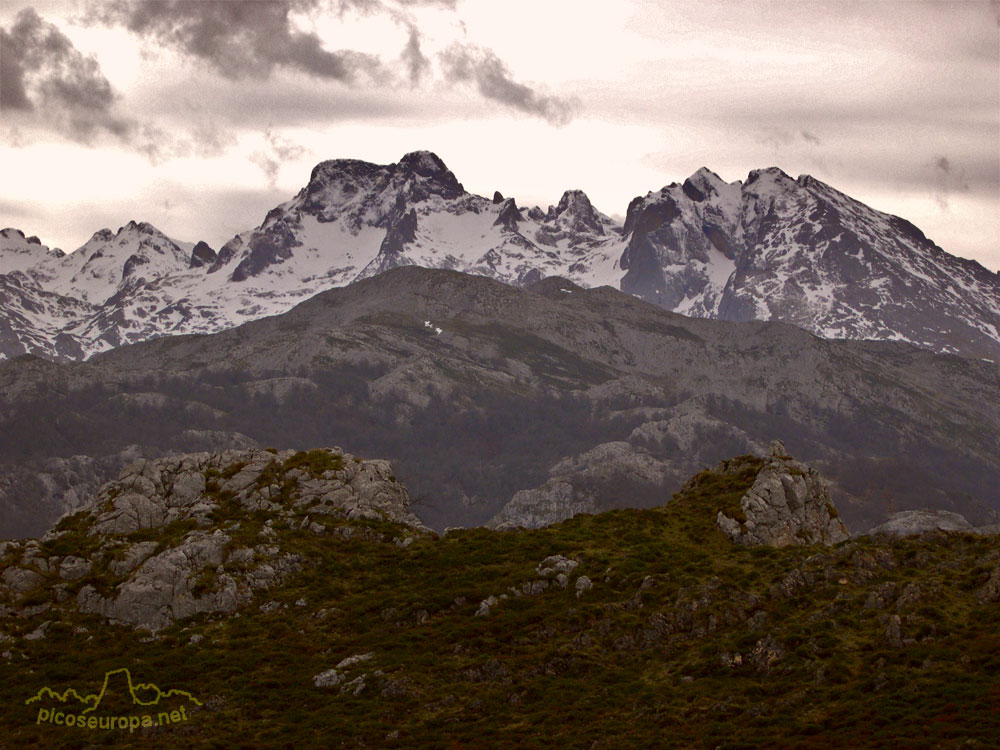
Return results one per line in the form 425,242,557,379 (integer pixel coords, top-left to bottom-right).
621,167,1000,359
2,151,998,361
210,150,623,288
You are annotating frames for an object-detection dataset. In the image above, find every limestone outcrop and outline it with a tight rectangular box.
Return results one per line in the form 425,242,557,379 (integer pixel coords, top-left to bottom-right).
0,448,425,631
866,510,974,537
716,441,850,547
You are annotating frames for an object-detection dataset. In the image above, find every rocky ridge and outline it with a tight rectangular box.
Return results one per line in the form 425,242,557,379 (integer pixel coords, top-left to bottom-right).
1,446,998,747
1,266,998,539
0,448,424,631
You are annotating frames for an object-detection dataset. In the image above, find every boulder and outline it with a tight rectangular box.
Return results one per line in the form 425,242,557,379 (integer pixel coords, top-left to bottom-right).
716,440,850,547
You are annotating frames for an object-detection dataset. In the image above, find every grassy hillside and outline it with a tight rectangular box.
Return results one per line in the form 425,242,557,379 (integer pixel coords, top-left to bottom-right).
1,455,997,748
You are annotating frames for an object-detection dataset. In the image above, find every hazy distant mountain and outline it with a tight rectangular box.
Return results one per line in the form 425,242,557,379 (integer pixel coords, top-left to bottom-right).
1,267,997,538
2,152,998,361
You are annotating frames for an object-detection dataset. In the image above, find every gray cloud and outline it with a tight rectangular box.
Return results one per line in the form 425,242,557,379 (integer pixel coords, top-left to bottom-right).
250,127,309,187
0,8,135,141
439,43,577,126
931,156,971,210
87,0,575,124
401,25,430,84
93,0,383,81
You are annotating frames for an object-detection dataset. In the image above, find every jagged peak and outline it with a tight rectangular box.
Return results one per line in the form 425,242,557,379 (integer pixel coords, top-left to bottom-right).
304,157,384,193
190,241,218,269
117,220,159,237
745,166,794,185
87,228,115,244
545,189,607,235
687,166,726,187
303,151,463,202
1,228,30,242
682,167,738,200
555,189,594,214
398,150,449,176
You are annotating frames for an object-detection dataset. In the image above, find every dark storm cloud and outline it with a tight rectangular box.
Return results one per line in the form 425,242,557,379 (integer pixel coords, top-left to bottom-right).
89,0,575,124
93,0,379,81
401,25,430,84
0,8,239,162
0,8,134,140
440,43,577,126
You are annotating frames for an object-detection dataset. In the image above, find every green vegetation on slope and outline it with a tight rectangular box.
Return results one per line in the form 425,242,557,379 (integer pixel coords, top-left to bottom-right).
1,457,998,749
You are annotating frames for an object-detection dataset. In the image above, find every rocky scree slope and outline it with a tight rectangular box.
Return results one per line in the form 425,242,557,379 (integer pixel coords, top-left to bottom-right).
3,152,998,362
1,267,998,539
0,451,997,748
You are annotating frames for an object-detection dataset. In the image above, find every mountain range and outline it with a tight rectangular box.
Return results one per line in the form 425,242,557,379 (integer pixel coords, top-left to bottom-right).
3,151,999,362
1,266,997,538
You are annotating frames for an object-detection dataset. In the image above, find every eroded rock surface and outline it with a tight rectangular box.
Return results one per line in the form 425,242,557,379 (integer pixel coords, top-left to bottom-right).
716,440,850,547
0,448,425,631
867,510,974,537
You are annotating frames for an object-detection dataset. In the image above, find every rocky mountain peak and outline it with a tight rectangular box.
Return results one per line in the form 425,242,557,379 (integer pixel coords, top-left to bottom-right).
1,228,38,245
394,150,464,197
189,240,218,269
555,189,593,213
87,228,115,245
547,189,606,235
398,150,449,178
716,440,850,547
681,167,731,202
493,197,523,231
745,166,794,185
118,220,157,237
0,228,63,274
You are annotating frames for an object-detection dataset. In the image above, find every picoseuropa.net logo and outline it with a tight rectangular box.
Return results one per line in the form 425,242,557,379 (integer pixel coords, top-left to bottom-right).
26,667,202,733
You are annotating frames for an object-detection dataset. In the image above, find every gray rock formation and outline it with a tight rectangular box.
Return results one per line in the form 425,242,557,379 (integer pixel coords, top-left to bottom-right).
866,510,974,537
716,441,850,547
489,481,601,531
488,441,671,530
0,447,425,631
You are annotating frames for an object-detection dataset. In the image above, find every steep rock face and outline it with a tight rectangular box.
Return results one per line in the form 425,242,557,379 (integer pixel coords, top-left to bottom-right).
0,448,425,631
488,481,601,531
1,152,624,361
189,241,218,268
0,221,192,360
716,440,850,547
621,167,741,313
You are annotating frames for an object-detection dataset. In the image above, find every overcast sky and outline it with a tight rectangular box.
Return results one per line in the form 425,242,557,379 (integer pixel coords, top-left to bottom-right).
1,0,998,270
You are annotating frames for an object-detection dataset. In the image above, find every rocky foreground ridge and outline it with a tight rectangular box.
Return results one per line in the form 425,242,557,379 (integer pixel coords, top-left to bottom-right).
0,448,423,632
1,445,998,747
